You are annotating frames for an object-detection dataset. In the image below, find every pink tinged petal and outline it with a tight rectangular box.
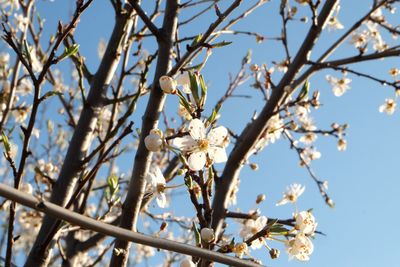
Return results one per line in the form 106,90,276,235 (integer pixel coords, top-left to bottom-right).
156,193,167,208
208,147,227,163
207,126,228,146
188,152,206,171
188,119,206,140
172,136,197,152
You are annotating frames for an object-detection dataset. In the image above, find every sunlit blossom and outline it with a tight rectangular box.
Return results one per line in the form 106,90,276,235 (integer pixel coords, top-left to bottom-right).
240,216,268,249
172,119,229,171
379,98,396,115
276,184,305,206
145,166,167,208
286,233,314,261
326,75,351,97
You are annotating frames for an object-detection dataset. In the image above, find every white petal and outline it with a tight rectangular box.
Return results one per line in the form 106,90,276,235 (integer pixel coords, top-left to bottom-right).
156,193,167,208
188,119,206,140
207,126,228,146
172,136,197,152
208,147,227,163
188,152,206,171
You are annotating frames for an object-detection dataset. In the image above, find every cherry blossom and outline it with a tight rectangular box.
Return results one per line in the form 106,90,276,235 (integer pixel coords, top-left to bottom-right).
379,98,396,115
239,216,268,249
172,119,229,171
326,75,351,97
295,211,317,235
286,233,314,261
276,183,305,206
145,166,167,208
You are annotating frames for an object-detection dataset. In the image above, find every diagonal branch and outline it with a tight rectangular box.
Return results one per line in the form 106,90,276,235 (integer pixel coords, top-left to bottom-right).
210,0,340,241
0,183,262,267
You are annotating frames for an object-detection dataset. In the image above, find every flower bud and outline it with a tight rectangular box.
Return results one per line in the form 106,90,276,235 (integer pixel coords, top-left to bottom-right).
249,163,259,171
269,248,280,259
256,194,266,204
180,259,195,267
144,130,163,152
159,76,177,94
200,227,215,243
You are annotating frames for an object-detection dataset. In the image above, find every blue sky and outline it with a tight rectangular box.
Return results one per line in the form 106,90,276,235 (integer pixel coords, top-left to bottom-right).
4,0,400,266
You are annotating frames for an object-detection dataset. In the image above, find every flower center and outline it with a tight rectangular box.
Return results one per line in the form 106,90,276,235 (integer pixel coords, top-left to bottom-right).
198,139,209,151
157,183,165,193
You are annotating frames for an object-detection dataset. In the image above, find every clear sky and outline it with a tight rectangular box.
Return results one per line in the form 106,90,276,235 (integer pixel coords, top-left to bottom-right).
4,0,400,266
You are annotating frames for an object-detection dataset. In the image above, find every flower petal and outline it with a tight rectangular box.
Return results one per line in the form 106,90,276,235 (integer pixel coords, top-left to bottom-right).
208,147,227,163
188,119,205,140
188,152,206,171
171,135,197,152
156,193,167,208
207,126,228,147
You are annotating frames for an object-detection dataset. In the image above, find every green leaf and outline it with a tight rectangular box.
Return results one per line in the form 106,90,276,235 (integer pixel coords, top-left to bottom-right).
211,41,232,48
189,72,200,106
192,222,201,246
296,80,309,102
207,103,221,126
1,132,11,154
269,224,289,234
198,75,207,108
59,44,80,61
190,34,203,47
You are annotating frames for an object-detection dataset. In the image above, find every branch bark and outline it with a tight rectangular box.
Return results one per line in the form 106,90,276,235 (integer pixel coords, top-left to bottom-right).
109,1,179,266
24,7,135,267
210,0,340,239
0,183,262,267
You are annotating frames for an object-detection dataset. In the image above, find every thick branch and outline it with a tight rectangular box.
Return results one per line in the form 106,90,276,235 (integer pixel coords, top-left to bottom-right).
110,1,179,266
0,183,261,267
210,0,339,239
24,8,135,267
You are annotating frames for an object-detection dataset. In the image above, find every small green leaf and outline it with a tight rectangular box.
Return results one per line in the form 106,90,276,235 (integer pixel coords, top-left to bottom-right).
199,75,207,108
1,132,11,154
59,44,80,61
189,72,200,106
296,80,309,102
192,222,201,246
207,103,221,125
190,34,203,47
269,224,289,234
211,41,232,48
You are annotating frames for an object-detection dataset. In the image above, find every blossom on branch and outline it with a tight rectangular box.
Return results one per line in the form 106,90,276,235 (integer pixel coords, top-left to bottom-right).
172,119,229,171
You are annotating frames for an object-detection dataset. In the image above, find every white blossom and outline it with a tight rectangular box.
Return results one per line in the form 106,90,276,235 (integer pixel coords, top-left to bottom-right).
172,119,229,171
276,183,305,206
295,211,317,235
379,98,396,115
145,165,167,208
232,242,248,259
286,233,314,261
176,71,192,94
326,75,351,97
239,216,268,249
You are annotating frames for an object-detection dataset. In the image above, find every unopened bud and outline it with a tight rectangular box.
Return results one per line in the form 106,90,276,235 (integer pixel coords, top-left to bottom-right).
249,163,259,171
269,248,280,259
159,76,177,94
256,194,266,204
180,259,195,267
160,221,168,232
200,227,215,243
144,130,163,152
